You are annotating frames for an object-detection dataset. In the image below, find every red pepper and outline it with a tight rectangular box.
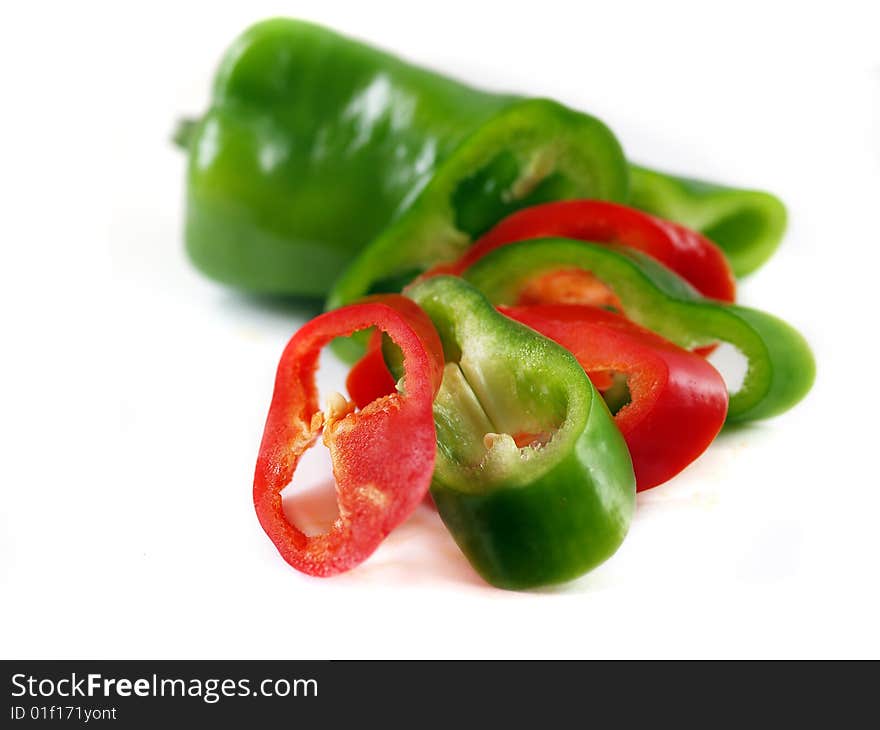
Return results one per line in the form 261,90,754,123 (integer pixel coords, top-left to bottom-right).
253,296,444,576
346,332,397,410
500,304,729,490
347,334,441,509
448,200,736,302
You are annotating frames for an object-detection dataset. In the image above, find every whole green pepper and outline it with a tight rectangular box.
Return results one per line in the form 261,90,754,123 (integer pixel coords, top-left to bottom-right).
404,276,636,590
177,18,627,298
629,166,787,277
460,238,815,422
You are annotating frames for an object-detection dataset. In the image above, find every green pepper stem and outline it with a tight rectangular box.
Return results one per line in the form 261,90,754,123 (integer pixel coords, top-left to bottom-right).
171,117,199,150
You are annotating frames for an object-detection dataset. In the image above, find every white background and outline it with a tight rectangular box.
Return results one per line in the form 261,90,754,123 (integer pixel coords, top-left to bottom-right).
2,1,878,658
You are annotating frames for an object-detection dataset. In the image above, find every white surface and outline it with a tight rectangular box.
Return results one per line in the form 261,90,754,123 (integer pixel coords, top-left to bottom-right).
2,0,879,659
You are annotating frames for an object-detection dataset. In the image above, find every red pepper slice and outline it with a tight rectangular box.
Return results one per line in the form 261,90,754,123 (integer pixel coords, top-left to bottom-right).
500,304,729,490
448,200,736,302
253,296,444,576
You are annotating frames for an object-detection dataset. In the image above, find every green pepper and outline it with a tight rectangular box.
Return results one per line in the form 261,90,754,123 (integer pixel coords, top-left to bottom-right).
460,239,815,422
176,18,627,298
629,165,787,277
403,276,635,590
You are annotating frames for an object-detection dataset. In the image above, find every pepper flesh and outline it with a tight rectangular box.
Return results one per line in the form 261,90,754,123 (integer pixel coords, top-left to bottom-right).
500,305,728,489
405,276,635,589
345,332,397,410
461,238,814,422
451,200,736,302
253,296,443,576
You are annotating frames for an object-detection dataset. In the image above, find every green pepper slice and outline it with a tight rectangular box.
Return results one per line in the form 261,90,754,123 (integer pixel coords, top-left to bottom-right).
327,98,628,311
404,276,635,590
629,166,787,277
461,239,814,422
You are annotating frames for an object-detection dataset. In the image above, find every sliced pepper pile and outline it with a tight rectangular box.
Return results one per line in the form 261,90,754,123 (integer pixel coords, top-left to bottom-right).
177,19,815,589
252,195,813,589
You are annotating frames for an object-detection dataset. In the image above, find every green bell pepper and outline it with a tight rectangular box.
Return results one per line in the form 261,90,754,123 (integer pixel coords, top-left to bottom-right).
629,165,787,277
403,276,636,590
461,239,815,422
177,18,627,298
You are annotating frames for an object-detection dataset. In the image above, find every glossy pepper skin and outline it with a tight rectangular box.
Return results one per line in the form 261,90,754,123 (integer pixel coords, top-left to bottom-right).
461,239,814,422
253,295,444,576
179,18,627,298
500,305,728,490
629,166,787,277
404,276,635,590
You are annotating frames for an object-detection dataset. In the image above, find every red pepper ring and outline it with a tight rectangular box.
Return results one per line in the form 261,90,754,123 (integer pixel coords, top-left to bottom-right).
500,304,729,491
451,200,736,303
253,296,444,576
